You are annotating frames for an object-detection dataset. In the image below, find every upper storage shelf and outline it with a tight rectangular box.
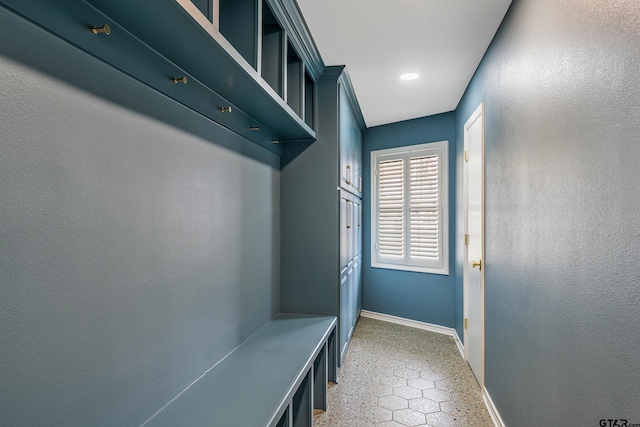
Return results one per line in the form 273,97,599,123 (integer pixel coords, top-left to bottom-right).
0,0,323,155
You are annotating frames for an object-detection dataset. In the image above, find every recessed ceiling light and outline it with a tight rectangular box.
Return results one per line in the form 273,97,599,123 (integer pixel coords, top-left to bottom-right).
400,73,419,81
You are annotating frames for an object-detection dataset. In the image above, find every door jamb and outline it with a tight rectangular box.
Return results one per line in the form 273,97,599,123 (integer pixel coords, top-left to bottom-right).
462,101,485,386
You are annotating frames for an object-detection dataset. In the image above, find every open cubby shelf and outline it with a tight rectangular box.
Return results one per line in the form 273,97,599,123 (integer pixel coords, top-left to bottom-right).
0,0,320,155
219,0,259,70
261,0,285,98
287,41,303,118
304,69,315,128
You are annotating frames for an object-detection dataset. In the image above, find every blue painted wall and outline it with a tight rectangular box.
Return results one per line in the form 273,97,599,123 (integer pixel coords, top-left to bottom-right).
362,112,457,328
0,9,280,426
455,0,640,424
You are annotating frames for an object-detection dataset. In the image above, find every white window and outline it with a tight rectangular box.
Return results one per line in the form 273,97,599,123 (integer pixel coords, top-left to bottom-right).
371,141,449,275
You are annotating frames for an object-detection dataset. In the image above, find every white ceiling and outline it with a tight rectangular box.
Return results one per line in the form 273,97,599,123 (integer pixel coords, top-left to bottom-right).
296,0,513,127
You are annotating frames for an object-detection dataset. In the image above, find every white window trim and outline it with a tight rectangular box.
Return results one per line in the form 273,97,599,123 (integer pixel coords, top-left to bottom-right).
371,140,449,275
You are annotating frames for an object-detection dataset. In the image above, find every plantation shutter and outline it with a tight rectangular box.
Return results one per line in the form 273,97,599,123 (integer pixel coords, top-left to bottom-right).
409,154,440,262
372,141,448,274
377,158,405,259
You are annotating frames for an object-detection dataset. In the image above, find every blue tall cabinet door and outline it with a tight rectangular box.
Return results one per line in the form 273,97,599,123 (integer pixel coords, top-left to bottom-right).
340,270,349,361
340,191,349,275
338,82,363,198
338,188,360,362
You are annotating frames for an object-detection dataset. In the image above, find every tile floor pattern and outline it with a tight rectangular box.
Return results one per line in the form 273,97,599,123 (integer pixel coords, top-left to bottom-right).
314,317,494,427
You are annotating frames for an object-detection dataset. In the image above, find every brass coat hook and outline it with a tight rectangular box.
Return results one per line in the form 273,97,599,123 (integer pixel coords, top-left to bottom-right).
90,24,111,35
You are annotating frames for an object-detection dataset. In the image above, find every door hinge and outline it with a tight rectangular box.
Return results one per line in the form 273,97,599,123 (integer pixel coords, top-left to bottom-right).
464,234,469,246
464,150,469,162
464,318,468,329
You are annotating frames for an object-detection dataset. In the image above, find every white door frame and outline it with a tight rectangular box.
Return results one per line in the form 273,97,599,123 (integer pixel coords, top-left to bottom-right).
463,102,485,386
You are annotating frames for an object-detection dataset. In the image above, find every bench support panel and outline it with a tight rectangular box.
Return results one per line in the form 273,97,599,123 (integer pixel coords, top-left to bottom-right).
292,369,312,427
275,406,290,427
313,343,327,410
327,328,337,383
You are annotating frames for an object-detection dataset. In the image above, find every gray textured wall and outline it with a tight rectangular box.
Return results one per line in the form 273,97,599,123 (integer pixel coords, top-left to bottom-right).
455,0,640,423
0,11,280,426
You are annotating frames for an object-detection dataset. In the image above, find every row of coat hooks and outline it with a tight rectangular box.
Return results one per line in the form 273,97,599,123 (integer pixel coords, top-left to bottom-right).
169,71,234,115
88,22,278,136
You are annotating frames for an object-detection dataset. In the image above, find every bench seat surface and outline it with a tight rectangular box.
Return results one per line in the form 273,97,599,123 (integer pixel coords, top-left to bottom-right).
144,314,336,427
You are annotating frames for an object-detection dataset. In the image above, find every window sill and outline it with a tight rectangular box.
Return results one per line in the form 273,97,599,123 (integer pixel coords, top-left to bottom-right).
371,262,449,276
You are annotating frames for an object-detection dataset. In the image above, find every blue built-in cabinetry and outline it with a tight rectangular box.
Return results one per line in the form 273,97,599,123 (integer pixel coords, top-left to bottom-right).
0,0,322,155
281,65,365,371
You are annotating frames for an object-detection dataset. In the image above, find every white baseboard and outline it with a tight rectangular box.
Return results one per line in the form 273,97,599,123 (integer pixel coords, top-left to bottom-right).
359,310,465,359
483,387,506,427
452,329,464,359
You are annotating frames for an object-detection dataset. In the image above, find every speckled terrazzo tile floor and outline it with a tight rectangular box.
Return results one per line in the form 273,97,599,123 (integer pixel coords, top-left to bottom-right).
313,317,494,427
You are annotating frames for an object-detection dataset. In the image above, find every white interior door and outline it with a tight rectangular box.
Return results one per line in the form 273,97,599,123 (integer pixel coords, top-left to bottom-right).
464,102,485,386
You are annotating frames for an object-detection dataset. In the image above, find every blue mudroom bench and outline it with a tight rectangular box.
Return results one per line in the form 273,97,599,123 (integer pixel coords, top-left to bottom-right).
143,314,337,427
